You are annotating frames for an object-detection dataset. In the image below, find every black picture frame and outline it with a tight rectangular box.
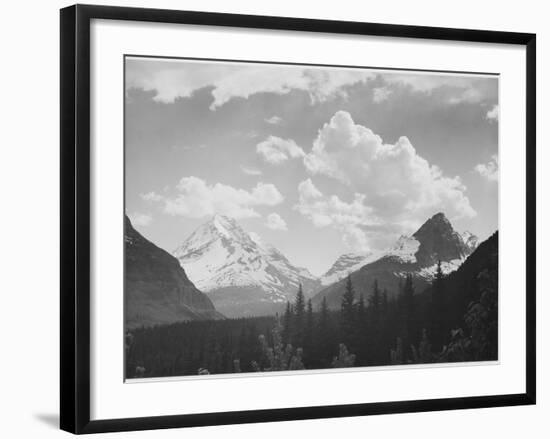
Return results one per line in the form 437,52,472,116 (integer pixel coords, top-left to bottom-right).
60,4,536,434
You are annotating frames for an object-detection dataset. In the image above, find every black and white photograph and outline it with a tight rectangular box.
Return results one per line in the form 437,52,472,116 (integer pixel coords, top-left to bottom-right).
124,57,499,379
0,0,543,436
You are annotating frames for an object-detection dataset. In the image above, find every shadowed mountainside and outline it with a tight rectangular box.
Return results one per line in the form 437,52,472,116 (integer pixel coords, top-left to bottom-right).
125,215,223,329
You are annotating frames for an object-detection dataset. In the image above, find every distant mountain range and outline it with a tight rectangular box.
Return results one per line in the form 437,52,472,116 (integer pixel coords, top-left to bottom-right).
170,212,479,317
125,215,223,329
173,215,319,317
312,212,478,309
319,216,478,289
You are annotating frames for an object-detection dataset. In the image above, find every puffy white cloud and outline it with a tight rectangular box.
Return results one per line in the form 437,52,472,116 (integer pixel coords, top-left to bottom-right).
486,104,499,122
257,136,305,164
128,212,152,227
240,165,263,176
265,115,283,125
126,58,374,109
144,176,284,219
475,155,498,182
295,179,375,252
299,111,476,250
372,86,392,103
296,179,374,227
265,213,288,231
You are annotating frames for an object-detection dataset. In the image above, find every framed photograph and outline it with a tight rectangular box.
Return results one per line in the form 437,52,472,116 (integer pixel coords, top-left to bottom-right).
60,4,536,434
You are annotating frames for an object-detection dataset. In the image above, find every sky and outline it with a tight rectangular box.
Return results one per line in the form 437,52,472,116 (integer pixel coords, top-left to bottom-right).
125,56,499,276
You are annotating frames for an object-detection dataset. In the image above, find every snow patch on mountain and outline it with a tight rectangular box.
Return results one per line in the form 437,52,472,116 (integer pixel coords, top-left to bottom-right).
320,252,377,286
417,258,464,279
386,235,421,263
461,231,478,253
173,215,318,300
320,225,472,287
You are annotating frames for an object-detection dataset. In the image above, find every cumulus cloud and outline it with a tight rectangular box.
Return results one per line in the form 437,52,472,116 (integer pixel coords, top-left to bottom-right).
265,213,288,231
295,179,375,252
256,136,305,164
144,176,283,219
486,104,499,122
128,212,153,227
475,155,498,182
299,111,476,250
126,58,374,110
372,86,392,103
265,116,283,125
240,165,263,176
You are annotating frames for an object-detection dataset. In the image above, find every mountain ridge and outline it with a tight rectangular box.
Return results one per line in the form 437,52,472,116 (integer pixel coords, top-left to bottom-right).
171,212,478,317
312,212,479,309
125,215,223,329
318,213,477,289
173,215,319,317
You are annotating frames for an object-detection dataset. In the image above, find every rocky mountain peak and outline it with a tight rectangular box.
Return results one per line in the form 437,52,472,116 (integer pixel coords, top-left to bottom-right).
172,216,319,317
314,212,480,308
414,212,452,236
412,212,472,266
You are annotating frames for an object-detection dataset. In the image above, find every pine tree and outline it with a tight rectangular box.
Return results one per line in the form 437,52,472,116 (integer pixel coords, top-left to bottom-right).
365,279,384,364
341,275,355,317
357,294,366,322
369,279,381,319
355,293,367,362
317,296,332,366
295,284,306,318
341,275,356,349
401,273,416,359
320,295,329,321
431,260,447,350
382,288,389,314
282,301,293,345
306,299,314,335
293,284,306,347
304,299,314,364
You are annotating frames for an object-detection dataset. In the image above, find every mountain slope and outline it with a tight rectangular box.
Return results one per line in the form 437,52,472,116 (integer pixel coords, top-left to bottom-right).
313,213,478,309
173,215,319,317
410,231,498,355
320,252,377,286
420,230,498,329
125,215,222,329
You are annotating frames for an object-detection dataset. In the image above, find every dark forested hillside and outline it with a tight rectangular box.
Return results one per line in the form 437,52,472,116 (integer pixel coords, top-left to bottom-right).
126,232,498,378
125,215,223,329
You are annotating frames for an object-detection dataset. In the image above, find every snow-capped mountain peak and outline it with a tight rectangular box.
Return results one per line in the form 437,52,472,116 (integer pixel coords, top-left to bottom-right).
211,214,245,239
313,213,481,309
318,213,478,290
173,216,319,317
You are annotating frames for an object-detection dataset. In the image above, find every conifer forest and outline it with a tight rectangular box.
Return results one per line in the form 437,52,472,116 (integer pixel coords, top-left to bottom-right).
125,233,498,378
